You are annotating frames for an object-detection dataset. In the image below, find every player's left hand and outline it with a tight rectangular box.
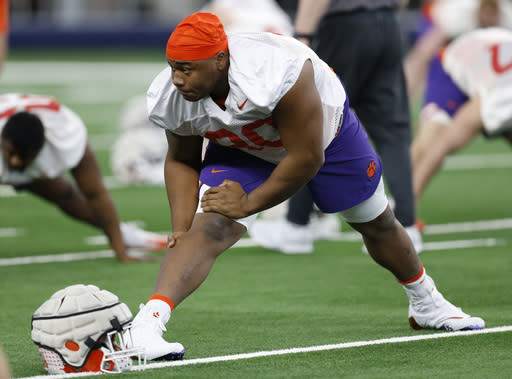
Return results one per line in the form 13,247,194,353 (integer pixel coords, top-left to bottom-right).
201,179,250,218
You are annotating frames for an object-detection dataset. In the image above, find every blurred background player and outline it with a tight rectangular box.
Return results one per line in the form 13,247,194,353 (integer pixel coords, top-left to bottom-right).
404,0,512,100
201,0,293,35
0,0,8,74
111,94,168,185
411,27,512,202
0,93,168,262
249,0,422,254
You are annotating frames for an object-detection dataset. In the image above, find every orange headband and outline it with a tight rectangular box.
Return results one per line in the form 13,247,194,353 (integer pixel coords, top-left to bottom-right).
166,12,228,61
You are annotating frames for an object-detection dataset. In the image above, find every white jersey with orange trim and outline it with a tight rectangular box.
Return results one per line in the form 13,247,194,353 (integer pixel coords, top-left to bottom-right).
442,27,512,135
0,94,87,185
430,0,512,39
201,0,293,36
148,32,346,165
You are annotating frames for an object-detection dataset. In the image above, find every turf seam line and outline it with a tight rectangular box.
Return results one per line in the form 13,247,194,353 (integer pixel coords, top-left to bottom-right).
18,326,512,378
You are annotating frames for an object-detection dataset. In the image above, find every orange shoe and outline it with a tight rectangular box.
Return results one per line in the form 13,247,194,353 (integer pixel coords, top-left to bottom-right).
120,223,167,251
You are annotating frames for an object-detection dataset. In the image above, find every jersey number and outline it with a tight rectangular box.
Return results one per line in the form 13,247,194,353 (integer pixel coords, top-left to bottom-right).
0,95,61,119
204,116,283,150
490,44,512,74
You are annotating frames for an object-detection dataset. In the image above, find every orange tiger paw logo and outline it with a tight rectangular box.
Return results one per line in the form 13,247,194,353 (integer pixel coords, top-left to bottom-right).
366,160,376,178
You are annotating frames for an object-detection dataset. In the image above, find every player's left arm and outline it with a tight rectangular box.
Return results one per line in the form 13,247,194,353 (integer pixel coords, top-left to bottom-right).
69,143,132,261
413,95,484,200
26,143,133,261
201,59,324,217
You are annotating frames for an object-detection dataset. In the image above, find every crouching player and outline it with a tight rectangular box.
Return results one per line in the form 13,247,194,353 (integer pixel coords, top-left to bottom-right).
0,93,168,262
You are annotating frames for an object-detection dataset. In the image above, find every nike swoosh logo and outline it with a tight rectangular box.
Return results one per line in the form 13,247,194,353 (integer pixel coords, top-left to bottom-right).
211,168,228,174
237,98,248,110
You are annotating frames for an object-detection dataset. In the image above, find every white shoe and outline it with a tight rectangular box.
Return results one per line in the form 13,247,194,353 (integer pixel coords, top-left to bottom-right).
405,224,423,254
248,218,313,254
120,222,167,251
125,304,185,361
309,213,341,240
404,275,485,331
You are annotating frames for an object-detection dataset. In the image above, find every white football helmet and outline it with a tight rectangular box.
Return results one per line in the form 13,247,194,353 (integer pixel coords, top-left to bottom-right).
31,284,145,374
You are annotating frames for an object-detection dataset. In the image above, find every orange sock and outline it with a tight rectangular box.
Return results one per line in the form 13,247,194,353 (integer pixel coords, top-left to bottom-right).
148,294,175,311
398,265,425,285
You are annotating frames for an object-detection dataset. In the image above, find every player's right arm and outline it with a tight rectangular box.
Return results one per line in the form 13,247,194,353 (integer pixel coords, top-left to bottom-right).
413,96,484,200
164,130,203,247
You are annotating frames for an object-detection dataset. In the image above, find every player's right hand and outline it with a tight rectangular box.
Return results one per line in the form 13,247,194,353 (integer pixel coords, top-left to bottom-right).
167,231,185,248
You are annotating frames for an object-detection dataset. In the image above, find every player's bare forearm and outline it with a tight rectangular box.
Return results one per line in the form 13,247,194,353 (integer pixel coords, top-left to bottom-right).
88,191,127,258
165,158,200,233
247,152,321,213
69,143,129,261
27,176,98,225
253,58,324,209
164,131,203,233
294,0,329,35
200,151,321,219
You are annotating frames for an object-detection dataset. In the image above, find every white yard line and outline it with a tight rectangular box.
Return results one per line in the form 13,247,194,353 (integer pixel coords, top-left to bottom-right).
0,237,506,267
2,61,163,86
1,153,510,198
443,153,512,170
1,217,510,264
424,218,512,234
0,228,24,237
0,250,150,266
18,325,512,379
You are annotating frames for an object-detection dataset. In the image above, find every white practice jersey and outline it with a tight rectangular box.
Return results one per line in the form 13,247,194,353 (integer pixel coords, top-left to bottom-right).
201,0,293,35
431,0,512,39
442,27,512,135
0,94,87,185
148,32,346,164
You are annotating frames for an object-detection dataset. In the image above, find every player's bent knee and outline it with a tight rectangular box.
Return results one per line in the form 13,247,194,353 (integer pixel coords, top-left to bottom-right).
194,213,246,243
349,206,397,238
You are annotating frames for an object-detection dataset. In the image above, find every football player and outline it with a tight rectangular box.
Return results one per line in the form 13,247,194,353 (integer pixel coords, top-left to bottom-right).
412,27,512,200
0,93,168,262
404,0,512,99
125,13,485,361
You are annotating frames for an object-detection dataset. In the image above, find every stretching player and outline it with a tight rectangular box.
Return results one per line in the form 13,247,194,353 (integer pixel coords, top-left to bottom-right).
126,13,485,361
412,27,512,200
0,93,168,262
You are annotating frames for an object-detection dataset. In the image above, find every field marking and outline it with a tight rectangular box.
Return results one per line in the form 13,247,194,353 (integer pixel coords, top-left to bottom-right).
1,218,510,265
423,218,512,234
1,153,510,197
0,227,24,237
19,325,512,379
0,250,149,266
444,153,512,170
0,237,505,267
